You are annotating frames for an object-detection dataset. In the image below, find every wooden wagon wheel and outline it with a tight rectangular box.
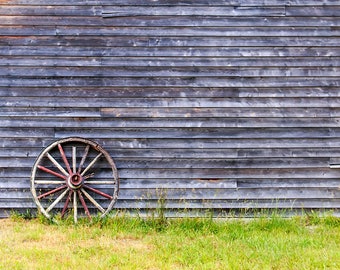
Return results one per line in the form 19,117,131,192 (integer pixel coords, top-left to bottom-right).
30,137,119,223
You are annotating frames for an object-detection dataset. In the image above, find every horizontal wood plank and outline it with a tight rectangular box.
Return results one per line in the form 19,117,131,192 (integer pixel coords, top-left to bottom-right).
2,87,340,98
2,57,339,68
0,6,101,16
2,187,340,200
2,0,339,6
2,36,340,47
3,67,339,78
101,6,286,17
99,0,340,6
3,26,340,37
2,16,340,27
2,46,340,58
3,97,340,108
1,77,339,88
3,116,340,128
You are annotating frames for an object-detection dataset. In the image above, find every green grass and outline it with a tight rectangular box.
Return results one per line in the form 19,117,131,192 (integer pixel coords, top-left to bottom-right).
1,213,340,269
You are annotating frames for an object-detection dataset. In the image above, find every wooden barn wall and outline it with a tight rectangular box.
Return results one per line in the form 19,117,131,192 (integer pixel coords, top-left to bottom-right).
0,0,340,217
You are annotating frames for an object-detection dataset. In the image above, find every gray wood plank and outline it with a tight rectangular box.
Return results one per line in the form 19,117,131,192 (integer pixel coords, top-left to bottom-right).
0,156,332,169
0,128,54,138
3,187,338,200
2,177,340,190
53,127,340,140
1,87,340,98
114,188,340,200
3,66,339,77
1,77,339,88
2,16,339,27
0,107,101,117
2,36,339,47
99,0,339,6
3,26,340,38
2,46,340,58
99,16,340,27
0,6,101,16
111,168,340,179
103,6,337,18
92,148,340,159
2,186,340,200
22,137,340,150
4,0,339,6
0,0,97,5
113,199,340,211
2,139,340,157
3,116,340,128
0,15,104,26
2,56,339,68
100,107,340,118
3,96,340,108
4,146,340,160
286,6,340,16
115,157,331,170
102,6,286,17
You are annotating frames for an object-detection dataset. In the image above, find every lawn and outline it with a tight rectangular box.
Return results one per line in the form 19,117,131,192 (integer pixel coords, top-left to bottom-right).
1,213,340,269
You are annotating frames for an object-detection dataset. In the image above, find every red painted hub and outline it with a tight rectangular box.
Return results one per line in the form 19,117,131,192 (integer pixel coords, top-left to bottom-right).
67,173,84,189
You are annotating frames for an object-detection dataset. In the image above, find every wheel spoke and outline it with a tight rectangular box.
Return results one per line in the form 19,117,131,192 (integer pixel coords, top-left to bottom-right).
77,145,90,174
81,188,105,213
78,190,91,219
80,153,102,176
72,146,77,173
73,191,77,223
83,184,113,200
38,165,67,180
58,144,72,175
61,190,73,218
46,187,70,213
83,173,95,180
37,184,68,199
46,153,69,176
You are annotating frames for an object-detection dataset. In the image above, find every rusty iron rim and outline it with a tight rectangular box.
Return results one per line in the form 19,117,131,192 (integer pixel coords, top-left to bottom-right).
30,137,119,223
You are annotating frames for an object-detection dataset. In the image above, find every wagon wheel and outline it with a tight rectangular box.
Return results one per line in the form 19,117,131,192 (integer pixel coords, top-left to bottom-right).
30,137,119,223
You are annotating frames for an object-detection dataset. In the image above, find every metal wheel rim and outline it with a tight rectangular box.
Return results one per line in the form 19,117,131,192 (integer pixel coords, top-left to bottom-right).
30,137,119,222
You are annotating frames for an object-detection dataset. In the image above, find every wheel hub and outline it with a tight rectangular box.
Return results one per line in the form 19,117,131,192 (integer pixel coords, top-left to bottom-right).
67,173,84,189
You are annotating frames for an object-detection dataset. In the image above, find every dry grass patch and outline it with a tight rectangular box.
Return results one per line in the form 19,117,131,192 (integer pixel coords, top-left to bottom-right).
1,213,340,269
0,218,156,270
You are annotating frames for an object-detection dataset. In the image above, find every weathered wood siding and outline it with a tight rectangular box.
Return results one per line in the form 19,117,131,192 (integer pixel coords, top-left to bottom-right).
1,0,340,217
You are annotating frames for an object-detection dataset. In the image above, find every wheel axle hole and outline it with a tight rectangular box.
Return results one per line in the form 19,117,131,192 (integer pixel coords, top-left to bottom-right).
70,173,83,186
